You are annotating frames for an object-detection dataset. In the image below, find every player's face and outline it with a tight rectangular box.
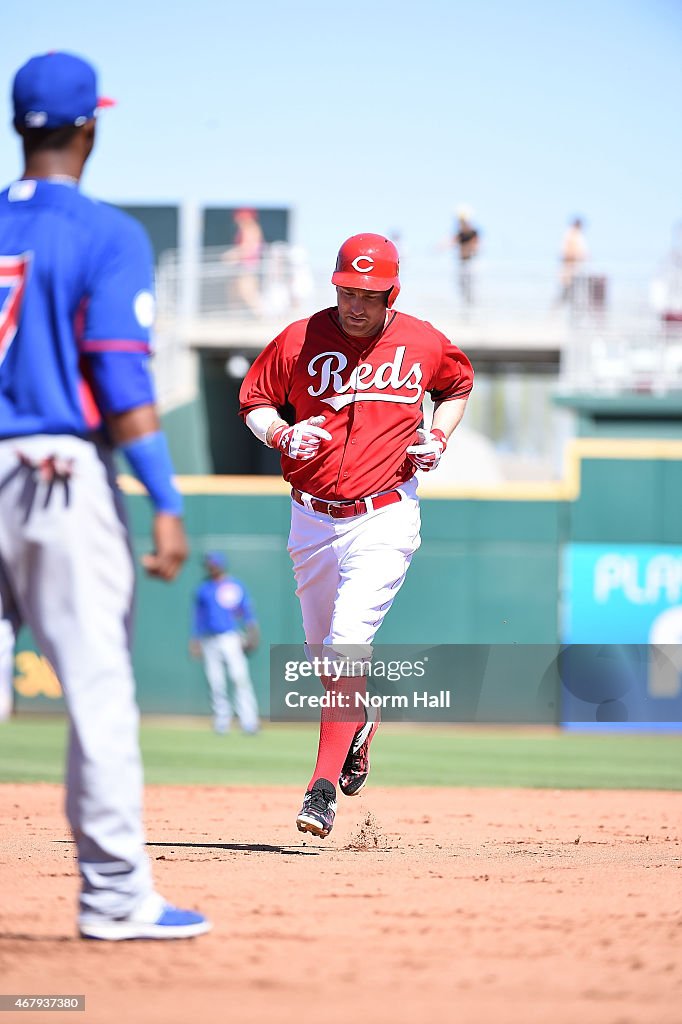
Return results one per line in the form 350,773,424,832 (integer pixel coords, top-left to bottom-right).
336,287,388,338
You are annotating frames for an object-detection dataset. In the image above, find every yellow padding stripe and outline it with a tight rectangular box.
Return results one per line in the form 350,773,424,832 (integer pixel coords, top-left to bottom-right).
118,437,682,503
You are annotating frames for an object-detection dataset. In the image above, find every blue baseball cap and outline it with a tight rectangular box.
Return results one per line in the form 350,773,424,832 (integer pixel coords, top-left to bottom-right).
204,551,227,570
12,51,115,130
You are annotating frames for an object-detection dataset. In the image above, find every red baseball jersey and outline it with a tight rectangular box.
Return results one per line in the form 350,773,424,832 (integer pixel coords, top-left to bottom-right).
239,307,473,501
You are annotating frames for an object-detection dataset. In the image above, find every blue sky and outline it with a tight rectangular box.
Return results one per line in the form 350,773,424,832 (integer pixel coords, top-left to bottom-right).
2,0,681,269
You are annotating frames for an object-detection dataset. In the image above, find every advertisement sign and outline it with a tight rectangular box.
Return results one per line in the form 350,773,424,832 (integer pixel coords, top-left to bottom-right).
561,544,682,729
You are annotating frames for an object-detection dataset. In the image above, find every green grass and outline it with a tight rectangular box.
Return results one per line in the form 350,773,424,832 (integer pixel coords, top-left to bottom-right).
1,717,680,789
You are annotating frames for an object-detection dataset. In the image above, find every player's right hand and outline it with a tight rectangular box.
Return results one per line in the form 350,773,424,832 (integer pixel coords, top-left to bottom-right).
142,512,188,581
270,416,332,461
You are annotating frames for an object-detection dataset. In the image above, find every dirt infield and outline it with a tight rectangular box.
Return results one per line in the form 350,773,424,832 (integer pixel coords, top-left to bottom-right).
0,783,680,1024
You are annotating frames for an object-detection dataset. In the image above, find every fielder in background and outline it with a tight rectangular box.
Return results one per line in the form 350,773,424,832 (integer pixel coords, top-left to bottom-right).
240,233,474,838
190,551,260,735
0,52,210,940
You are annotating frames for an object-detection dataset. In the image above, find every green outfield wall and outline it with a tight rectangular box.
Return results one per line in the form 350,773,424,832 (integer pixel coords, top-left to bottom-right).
11,440,682,723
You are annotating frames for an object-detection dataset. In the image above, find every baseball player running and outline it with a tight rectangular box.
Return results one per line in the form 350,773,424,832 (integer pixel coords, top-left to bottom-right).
239,233,474,837
0,52,210,939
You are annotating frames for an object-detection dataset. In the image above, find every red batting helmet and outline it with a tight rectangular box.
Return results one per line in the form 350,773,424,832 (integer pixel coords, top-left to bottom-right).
331,233,401,307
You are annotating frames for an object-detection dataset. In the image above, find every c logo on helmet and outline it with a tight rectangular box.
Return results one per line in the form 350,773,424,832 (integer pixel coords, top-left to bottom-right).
351,256,374,273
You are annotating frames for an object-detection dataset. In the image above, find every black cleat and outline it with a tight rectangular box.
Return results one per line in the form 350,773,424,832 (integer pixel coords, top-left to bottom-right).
339,719,378,797
296,778,337,838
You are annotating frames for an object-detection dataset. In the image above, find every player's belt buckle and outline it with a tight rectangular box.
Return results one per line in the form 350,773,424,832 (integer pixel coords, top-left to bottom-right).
291,488,401,518
327,498,364,518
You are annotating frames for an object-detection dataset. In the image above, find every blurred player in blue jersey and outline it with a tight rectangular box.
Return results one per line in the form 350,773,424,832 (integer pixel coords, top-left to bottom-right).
0,52,210,940
190,551,260,734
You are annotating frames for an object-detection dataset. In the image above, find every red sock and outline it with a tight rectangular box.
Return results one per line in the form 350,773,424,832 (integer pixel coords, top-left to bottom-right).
308,676,365,791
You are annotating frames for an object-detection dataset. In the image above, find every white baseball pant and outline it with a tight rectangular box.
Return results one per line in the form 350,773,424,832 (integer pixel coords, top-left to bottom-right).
199,631,259,733
287,477,421,661
0,616,14,721
0,435,153,919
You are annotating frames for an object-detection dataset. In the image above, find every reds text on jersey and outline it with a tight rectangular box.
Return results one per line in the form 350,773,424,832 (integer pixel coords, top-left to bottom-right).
0,179,155,439
239,307,473,500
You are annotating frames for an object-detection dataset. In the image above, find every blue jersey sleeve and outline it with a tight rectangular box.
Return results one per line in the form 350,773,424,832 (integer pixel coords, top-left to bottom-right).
236,584,257,626
82,351,155,415
83,209,155,345
79,209,156,414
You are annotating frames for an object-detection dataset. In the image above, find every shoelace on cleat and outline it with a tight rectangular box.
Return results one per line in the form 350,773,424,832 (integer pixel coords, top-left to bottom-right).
308,788,333,812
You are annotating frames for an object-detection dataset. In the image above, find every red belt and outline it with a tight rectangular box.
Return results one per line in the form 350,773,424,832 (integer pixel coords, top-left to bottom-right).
291,487,402,519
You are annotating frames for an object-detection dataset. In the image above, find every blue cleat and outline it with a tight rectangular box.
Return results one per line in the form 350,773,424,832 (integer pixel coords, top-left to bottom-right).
79,892,211,941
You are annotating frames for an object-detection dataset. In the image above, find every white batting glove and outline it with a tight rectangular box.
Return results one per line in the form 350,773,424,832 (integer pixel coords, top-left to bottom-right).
406,428,448,471
269,416,332,461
